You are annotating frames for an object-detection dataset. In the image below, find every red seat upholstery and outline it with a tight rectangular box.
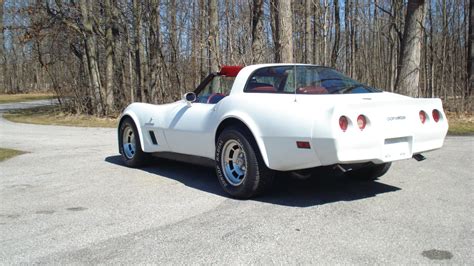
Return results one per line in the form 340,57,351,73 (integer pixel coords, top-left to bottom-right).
296,86,328,94
207,93,226,104
249,86,277,92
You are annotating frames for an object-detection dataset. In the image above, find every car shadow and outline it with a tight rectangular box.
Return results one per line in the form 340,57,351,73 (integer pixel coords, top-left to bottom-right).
105,155,401,208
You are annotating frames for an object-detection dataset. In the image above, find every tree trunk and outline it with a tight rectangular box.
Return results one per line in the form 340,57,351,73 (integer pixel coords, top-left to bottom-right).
133,0,143,102
0,0,5,93
270,0,280,63
251,0,265,63
304,0,313,64
80,0,104,115
104,0,115,114
323,0,329,65
208,0,220,72
344,0,351,75
169,0,181,96
277,0,293,63
199,0,207,78
331,0,340,67
395,0,426,97
468,0,473,102
149,0,162,103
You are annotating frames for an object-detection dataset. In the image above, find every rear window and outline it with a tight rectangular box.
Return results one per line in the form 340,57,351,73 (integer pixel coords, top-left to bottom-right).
244,66,381,94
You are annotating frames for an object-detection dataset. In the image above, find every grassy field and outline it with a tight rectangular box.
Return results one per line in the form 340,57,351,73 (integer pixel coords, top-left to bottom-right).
447,114,474,135
4,106,117,128
2,104,473,134
0,93,56,104
0,148,26,162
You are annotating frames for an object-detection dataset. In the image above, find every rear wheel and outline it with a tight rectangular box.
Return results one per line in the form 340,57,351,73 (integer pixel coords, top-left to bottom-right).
119,117,150,167
346,162,391,181
215,127,274,199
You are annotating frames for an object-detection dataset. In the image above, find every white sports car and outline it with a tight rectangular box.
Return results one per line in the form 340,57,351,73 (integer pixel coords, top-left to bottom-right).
118,64,448,198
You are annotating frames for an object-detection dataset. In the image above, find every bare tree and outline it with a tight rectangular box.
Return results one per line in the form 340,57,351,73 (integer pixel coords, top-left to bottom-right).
0,0,5,93
304,0,313,64
1,0,470,115
395,0,426,97
270,0,280,63
331,0,340,67
199,0,207,78
133,0,143,102
251,0,265,63
322,0,329,65
81,0,105,114
148,0,164,103
169,0,181,96
468,0,473,102
208,0,220,72
277,0,293,63
104,0,115,114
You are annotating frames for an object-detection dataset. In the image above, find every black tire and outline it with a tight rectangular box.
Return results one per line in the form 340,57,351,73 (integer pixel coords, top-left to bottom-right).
119,117,151,167
215,126,275,199
346,162,392,181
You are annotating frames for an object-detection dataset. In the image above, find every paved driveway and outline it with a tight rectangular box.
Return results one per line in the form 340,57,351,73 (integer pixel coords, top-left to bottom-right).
0,101,473,264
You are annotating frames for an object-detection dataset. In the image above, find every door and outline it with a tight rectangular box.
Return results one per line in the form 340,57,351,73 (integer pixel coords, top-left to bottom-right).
163,102,218,158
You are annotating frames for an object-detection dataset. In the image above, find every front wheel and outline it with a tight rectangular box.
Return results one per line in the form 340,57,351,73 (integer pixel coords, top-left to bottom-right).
119,117,151,167
215,127,274,199
346,162,392,181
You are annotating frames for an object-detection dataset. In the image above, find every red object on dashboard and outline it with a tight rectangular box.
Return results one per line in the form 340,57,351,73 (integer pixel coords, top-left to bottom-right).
219,65,244,77
296,86,328,94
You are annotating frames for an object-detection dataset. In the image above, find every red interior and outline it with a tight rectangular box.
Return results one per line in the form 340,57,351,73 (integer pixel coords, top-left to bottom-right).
219,65,244,77
296,86,328,94
249,86,277,92
207,93,226,104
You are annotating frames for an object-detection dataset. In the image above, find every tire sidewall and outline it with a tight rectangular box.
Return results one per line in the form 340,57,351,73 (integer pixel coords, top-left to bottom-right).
215,128,261,198
119,118,145,167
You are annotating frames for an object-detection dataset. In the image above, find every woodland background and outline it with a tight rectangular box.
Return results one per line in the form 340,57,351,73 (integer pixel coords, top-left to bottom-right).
0,0,472,116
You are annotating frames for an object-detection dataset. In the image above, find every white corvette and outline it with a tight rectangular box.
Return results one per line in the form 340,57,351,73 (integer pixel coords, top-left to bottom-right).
118,64,448,198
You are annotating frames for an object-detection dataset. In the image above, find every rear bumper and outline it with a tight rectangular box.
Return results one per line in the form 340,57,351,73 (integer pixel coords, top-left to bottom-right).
262,124,447,171
314,121,448,165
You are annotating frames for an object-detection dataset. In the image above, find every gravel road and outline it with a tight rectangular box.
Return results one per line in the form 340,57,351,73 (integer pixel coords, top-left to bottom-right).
0,101,473,264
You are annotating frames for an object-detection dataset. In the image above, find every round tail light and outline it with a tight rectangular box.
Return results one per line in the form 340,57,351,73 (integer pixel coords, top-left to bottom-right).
419,111,427,124
357,115,367,130
339,116,348,132
432,109,440,122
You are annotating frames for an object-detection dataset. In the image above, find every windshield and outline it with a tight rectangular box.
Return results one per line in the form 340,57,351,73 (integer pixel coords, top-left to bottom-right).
197,76,235,103
244,66,381,94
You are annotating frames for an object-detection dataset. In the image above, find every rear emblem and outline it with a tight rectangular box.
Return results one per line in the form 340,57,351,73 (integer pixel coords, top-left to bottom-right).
387,116,406,121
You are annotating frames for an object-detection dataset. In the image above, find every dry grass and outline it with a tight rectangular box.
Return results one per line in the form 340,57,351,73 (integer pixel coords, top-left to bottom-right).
447,113,474,135
0,148,26,162
0,93,56,104
3,103,473,134
4,106,118,128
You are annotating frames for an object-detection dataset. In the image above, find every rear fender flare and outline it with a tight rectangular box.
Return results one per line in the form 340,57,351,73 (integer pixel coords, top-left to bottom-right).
216,113,271,168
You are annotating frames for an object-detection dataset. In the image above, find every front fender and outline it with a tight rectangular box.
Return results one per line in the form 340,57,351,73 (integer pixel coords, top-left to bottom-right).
118,103,149,152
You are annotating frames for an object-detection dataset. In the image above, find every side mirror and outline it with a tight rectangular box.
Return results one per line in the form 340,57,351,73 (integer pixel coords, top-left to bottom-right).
183,92,197,106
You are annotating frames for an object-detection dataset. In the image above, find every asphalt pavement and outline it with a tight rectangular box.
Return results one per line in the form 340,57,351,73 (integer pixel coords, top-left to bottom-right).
0,101,473,264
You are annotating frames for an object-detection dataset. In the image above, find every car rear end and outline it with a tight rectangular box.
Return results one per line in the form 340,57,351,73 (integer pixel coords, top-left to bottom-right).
311,94,448,166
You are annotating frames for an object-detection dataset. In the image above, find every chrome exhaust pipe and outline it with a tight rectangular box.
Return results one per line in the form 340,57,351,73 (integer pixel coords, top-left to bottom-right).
334,164,352,173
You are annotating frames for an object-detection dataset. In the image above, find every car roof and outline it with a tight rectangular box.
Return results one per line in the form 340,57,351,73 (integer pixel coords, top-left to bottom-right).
229,63,324,95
